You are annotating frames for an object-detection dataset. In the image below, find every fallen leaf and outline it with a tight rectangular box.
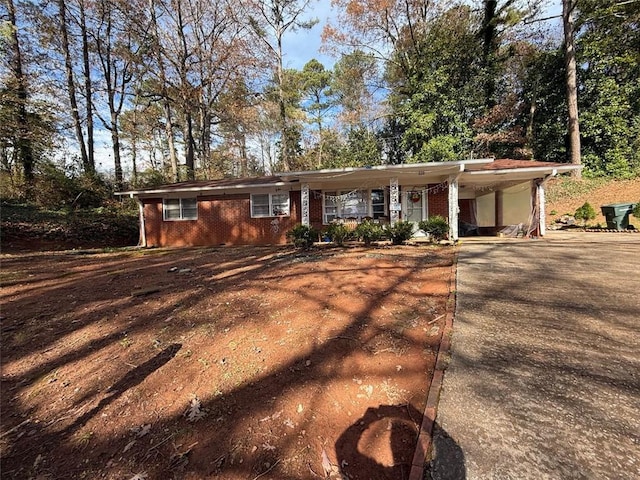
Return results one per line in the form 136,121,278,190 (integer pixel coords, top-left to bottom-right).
129,473,148,480
185,396,207,422
137,424,151,438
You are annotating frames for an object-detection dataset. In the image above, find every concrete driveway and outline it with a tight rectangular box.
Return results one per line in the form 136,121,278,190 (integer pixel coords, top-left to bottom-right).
430,232,640,479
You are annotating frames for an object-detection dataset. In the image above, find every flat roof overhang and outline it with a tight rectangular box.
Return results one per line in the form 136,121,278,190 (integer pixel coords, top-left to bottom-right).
278,158,493,182
460,164,581,186
116,159,495,197
115,160,582,197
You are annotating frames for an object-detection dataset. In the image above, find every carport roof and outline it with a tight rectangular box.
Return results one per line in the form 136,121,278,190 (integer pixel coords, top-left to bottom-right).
116,158,581,196
461,159,580,186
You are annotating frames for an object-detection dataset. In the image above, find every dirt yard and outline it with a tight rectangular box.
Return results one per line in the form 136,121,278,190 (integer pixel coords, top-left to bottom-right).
0,245,454,480
545,177,640,227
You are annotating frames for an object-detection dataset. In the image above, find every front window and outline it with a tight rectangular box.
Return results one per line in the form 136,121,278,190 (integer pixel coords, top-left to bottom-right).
251,193,290,217
342,190,368,217
163,198,197,221
323,189,386,223
371,189,386,219
324,193,338,223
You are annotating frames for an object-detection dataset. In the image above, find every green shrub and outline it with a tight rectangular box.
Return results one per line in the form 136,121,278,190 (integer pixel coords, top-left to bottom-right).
574,202,596,226
353,220,385,246
286,224,318,249
418,215,449,242
633,202,640,219
384,220,415,245
34,162,111,209
324,222,352,245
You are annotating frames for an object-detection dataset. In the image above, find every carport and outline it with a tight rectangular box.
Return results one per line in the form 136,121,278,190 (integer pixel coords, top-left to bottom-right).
458,160,581,238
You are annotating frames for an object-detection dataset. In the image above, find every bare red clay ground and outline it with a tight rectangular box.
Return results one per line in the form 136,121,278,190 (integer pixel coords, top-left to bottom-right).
1,245,454,480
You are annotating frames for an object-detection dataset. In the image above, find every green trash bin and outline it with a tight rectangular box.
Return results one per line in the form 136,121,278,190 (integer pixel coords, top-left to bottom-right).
600,203,636,230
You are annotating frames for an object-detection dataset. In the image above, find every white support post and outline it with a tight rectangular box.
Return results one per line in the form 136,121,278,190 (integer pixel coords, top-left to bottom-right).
537,170,556,237
390,177,399,224
301,183,310,226
538,181,547,237
135,196,147,247
448,175,459,241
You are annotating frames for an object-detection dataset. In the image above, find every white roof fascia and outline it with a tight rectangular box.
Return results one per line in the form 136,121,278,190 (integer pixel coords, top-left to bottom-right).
279,158,493,178
464,165,581,177
115,181,292,197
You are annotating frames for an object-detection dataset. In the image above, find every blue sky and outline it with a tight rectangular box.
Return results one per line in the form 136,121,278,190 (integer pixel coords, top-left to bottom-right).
283,0,336,69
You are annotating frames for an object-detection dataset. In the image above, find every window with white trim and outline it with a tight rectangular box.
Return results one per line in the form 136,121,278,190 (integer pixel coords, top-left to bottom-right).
371,189,386,219
251,193,290,217
323,189,387,224
163,198,197,220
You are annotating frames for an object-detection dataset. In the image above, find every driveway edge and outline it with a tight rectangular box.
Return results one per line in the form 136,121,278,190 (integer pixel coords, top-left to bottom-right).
409,250,458,480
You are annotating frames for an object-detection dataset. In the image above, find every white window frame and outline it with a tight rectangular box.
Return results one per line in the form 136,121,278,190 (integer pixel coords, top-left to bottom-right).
250,192,290,218
322,189,387,224
163,197,198,221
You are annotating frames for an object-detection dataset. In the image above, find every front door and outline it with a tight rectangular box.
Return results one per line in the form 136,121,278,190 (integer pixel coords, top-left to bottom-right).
402,189,427,237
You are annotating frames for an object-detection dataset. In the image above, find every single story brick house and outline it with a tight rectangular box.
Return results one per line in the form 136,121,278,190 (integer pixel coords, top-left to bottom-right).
116,159,580,247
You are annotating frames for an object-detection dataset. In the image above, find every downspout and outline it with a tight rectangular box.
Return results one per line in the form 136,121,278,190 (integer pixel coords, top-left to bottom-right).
133,194,147,247
448,165,464,242
537,169,557,237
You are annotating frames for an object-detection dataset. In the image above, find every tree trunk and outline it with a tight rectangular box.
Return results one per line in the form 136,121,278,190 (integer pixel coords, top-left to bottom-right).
183,111,196,180
563,0,582,178
111,111,123,189
131,135,138,186
149,0,179,182
58,0,89,172
482,0,498,109
79,0,95,174
276,18,289,171
6,0,35,188
163,103,179,181
95,0,125,189
526,100,536,156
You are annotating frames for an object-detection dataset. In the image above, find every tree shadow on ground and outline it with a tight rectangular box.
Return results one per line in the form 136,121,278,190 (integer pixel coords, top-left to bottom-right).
61,343,182,437
0,245,454,479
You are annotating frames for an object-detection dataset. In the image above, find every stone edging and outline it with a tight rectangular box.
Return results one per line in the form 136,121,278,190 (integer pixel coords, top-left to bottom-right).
409,252,458,480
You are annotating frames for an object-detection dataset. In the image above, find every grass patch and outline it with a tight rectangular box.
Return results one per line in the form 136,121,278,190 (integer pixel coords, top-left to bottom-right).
545,177,609,203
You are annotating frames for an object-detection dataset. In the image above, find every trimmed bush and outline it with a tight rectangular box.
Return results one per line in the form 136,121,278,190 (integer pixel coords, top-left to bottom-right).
633,201,640,219
384,220,415,245
574,202,596,226
286,224,318,249
324,222,352,245
418,215,449,242
353,219,385,246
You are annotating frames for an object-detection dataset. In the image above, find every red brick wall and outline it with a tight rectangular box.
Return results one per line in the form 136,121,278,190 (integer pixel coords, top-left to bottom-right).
309,192,324,232
427,184,449,219
143,192,302,247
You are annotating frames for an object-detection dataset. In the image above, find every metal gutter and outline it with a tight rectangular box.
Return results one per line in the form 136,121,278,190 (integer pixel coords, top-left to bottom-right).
464,165,581,176
116,181,292,197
